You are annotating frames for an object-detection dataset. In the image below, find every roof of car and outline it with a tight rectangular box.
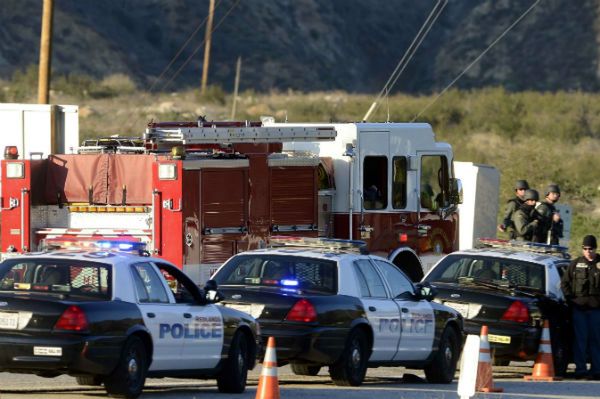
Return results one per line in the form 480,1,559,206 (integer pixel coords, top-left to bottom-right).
230,246,371,262
445,247,569,266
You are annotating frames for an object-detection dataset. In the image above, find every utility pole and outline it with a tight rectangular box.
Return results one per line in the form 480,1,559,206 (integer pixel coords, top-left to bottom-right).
38,0,54,104
200,0,215,95
230,56,241,120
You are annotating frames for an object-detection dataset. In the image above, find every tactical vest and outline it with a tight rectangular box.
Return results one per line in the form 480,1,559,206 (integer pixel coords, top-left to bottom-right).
572,259,600,297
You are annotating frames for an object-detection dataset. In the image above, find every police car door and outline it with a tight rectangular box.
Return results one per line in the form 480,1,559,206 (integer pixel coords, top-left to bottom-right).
155,263,224,370
353,259,401,361
373,260,435,361
130,262,186,370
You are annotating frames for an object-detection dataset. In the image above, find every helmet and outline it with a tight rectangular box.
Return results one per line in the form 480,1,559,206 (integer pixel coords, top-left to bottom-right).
545,184,560,196
515,180,529,190
523,189,539,201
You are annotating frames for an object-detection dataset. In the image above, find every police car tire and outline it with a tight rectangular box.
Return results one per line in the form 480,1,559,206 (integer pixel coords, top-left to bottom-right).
104,336,147,398
329,328,368,386
424,326,459,384
217,331,248,393
290,363,321,376
75,375,103,386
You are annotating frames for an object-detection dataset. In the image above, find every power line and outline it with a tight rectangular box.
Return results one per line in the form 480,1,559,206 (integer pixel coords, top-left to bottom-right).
363,0,447,121
411,0,541,122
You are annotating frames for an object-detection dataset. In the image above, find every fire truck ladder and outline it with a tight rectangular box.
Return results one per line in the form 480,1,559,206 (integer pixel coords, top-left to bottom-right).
145,124,337,150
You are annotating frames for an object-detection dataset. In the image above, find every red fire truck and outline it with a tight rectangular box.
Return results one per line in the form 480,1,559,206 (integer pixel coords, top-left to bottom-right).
0,119,461,283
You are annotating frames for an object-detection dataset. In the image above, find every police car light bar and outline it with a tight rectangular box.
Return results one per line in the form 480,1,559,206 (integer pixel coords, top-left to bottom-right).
476,238,570,259
270,236,369,254
42,237,147,254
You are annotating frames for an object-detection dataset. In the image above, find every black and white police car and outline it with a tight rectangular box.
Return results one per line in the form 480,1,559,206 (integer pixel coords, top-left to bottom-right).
0,247,260,398
212,237,463,386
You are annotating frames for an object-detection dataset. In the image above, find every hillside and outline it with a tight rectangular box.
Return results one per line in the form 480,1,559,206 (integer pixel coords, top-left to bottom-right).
1,0,599,93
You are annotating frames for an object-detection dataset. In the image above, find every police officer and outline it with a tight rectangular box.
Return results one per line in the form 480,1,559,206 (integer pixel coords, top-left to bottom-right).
561,235,600,379
512,189,540,241
536,184,563,245
498,180,529,239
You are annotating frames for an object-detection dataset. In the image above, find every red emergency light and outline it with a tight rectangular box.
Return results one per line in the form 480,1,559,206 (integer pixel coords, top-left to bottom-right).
4,146,18,159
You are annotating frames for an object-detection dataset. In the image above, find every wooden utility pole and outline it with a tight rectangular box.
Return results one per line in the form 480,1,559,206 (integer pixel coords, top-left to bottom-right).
230,56,242,119
38,0,54,104
200,0,215,95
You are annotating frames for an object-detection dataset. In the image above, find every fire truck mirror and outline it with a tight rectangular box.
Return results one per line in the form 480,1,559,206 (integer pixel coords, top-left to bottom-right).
450,178,463,205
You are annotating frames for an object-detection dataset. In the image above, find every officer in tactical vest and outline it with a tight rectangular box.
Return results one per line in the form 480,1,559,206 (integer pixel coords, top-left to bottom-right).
536,184,564,245
498,180,529,239
561,235,600,379
512,189,540,241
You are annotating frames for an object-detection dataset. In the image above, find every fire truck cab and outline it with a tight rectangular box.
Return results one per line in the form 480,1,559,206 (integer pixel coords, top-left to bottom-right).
0,119,461,283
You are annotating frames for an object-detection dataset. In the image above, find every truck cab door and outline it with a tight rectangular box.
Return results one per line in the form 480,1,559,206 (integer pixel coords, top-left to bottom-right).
416,152,457,256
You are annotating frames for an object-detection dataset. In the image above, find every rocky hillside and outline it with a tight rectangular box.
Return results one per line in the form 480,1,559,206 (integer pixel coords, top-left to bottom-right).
1,0,599,93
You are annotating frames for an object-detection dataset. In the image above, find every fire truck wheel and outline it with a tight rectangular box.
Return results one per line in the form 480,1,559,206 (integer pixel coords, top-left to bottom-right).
104,336,147,398
217,331,249,393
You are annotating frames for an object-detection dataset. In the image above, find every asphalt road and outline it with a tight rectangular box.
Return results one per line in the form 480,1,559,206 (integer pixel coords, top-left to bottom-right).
1,364,599,399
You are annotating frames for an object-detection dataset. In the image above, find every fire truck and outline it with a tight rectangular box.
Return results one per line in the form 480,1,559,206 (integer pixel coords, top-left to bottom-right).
0,119,461,283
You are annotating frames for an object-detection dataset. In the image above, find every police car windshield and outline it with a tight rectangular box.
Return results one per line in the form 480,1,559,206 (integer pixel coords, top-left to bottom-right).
426,254,545,292
0,259,111,300
215,254,337,294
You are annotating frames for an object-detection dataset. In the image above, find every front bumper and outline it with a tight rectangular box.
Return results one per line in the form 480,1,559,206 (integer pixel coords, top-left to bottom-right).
259,323,348,365
464,320,540,360
0,334,125,376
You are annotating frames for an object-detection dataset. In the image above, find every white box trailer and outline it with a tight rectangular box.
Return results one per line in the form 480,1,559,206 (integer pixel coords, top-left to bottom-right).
0,103,79,157
454,161,500,250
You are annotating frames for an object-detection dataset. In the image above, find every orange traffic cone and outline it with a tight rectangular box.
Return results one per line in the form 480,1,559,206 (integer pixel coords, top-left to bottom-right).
524,320,562,381
255,337,280,399
476,325,504,392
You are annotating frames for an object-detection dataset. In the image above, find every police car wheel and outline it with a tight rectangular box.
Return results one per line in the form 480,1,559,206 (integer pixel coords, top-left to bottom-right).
217,331,249,393
329,328,368,386
75,375,103,386
104,336,147,398
291,363,321,376
424,326,459,384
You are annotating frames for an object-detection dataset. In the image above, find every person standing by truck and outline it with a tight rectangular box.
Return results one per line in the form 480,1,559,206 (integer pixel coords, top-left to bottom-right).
561,235,600,380
536,184,563,245
512,189,540,241
498,180,530,239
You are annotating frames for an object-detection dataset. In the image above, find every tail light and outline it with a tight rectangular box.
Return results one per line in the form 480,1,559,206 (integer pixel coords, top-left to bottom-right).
285,299,317,323
54,305,89,331
501,300,529,323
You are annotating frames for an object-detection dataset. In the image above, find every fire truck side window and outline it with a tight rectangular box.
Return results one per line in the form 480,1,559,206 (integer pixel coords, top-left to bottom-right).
392,157,407,209
363,156,388,210
420,155,449,210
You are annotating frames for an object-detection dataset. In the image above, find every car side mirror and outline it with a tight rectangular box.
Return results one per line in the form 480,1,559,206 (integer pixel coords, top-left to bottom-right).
202,279,224,303
415,282,437,301
449,177,463,205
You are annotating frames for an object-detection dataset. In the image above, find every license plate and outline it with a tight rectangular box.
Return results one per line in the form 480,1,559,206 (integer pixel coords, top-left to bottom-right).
0,312,18,329
444,301,469,318
488,334,511,344
34,346,62,356
226,304,265,319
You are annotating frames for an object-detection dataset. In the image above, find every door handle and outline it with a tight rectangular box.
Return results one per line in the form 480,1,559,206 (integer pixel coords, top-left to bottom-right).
368,306,377,312
183,313,192,319
401,308,409,313
147,313,156,318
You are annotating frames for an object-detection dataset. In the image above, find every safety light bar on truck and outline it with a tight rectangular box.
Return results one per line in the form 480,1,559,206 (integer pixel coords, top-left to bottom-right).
270,236,369,254
476,238,570,259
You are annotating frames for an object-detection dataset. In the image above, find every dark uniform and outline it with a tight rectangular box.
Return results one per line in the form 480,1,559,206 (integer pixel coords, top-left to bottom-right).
512,189,540,241
561,235,600,378
502,197,523,239
500,180,529,239
536,200,563,245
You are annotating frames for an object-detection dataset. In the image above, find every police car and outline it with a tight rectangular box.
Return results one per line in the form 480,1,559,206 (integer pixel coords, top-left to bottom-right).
423,239,571,375
212,237,463,386
0,248,260,398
